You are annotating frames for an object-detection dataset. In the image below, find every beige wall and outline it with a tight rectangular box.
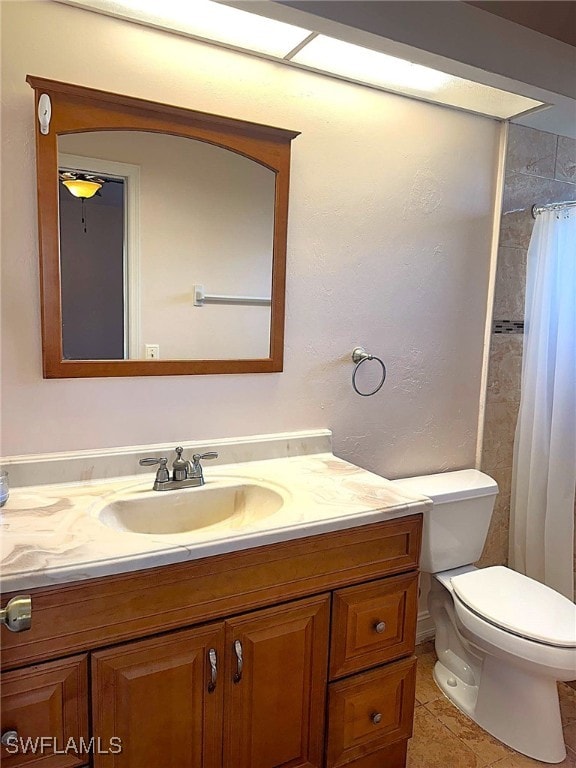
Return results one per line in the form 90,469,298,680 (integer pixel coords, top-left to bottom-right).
1,1,500,482
479,124,576,580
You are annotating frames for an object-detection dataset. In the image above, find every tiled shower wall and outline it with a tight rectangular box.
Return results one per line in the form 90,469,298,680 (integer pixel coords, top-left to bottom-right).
479,124,576,579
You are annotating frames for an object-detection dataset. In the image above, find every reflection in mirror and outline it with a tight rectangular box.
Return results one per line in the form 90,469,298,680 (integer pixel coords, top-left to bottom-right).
58,132,275,361
59,160,127,360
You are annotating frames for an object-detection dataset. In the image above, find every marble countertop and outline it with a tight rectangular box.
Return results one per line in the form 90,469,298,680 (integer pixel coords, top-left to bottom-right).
0,452,430,592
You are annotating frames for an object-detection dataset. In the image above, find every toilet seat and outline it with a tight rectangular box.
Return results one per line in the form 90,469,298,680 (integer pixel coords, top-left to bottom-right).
451,566,576,649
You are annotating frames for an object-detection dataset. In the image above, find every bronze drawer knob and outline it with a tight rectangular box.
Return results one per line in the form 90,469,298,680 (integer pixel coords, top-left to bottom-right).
374,621,386,634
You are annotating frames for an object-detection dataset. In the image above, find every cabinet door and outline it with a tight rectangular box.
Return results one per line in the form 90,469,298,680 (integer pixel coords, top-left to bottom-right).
1,655,88,768
92,623,224,768
223,594,330,768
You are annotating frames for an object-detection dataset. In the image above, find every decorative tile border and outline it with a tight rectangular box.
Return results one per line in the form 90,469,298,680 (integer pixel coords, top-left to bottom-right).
493,320,524,334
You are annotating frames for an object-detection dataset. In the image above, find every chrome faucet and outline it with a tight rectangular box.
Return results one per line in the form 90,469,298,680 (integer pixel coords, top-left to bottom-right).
139,447,218,491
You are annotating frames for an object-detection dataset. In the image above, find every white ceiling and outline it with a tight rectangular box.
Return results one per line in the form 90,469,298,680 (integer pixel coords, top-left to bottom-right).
229,0,576,138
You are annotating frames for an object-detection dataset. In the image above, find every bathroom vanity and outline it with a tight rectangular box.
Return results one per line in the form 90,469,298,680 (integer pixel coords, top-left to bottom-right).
0,437,428,768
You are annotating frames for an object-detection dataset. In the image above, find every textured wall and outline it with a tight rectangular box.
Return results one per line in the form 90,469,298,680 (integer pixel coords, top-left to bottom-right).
1,1,499,482
479,124,576,570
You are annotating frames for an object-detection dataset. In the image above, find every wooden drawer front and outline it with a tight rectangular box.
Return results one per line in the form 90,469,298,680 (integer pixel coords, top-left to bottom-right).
326,657,416,768
1,655,88,768
330,573,418,679
332,740,407,768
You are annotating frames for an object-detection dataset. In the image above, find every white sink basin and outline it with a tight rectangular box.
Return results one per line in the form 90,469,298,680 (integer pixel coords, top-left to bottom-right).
96,480,286,535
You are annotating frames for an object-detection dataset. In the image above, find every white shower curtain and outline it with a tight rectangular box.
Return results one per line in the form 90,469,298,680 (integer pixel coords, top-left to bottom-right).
510,207,576,601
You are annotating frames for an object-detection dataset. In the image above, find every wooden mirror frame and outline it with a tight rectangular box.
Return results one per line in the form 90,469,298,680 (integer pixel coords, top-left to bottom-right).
27,76,299,378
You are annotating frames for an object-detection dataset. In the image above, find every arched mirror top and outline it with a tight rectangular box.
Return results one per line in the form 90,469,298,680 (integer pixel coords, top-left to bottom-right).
27,75,299,378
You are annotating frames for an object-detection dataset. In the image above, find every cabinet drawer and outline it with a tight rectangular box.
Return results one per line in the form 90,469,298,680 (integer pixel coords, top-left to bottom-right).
1,655,88,768
330,572,418,678
332,740,407,768
326,656,416,768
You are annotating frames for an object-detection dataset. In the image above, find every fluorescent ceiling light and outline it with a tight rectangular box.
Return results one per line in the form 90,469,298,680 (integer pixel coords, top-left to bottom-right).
57,0,546,120
291,35,544,119
59,0,312,57
291,35,452,93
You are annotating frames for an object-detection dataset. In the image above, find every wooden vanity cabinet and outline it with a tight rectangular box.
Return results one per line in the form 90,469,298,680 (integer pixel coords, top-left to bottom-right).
1,515,422,768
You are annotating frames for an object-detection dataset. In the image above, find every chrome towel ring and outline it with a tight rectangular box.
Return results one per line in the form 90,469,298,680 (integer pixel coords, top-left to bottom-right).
352,347,387,397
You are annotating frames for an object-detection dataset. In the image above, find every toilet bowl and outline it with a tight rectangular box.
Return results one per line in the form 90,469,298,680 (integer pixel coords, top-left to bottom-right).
392,470,576,764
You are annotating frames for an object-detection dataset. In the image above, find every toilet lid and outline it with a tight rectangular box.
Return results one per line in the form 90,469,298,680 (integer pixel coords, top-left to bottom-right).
451,566,576,648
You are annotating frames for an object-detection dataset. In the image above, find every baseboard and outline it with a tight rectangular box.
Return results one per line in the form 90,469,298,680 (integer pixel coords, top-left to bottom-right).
416,609,435,645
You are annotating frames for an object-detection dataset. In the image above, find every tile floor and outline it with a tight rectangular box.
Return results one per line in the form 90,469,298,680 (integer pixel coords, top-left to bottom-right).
408,641,576,768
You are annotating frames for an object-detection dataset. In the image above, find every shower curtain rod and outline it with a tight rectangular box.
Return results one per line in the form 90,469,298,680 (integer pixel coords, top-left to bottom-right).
532,200,576,218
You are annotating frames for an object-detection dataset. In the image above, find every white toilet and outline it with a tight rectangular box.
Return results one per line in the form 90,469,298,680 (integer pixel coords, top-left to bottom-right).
392,469,576,764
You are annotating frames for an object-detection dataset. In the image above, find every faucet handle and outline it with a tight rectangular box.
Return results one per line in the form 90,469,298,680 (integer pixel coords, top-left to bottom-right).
139,456,168,467
188,452,218,485
139,457,170,483
192,452,219,463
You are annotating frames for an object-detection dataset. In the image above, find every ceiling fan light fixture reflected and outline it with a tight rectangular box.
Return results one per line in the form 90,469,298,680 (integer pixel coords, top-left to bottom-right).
62,178,103,199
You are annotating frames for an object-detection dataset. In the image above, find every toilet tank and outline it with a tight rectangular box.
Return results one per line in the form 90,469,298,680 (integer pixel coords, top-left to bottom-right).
391,470,498,573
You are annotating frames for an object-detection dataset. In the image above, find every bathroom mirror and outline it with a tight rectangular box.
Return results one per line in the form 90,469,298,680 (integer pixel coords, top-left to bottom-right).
27,76,299,377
